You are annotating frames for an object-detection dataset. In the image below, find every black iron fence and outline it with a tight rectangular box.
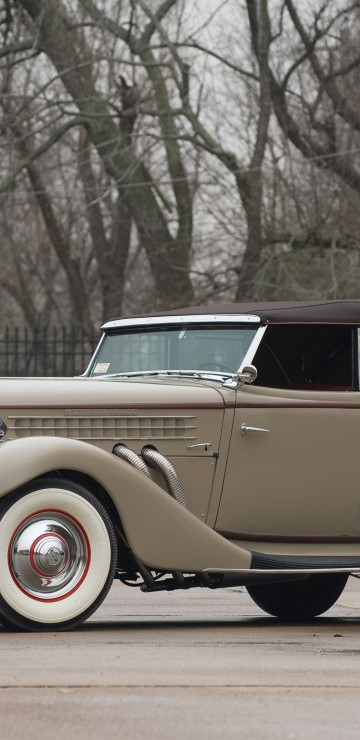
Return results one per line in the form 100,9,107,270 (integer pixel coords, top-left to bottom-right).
0,327,98,377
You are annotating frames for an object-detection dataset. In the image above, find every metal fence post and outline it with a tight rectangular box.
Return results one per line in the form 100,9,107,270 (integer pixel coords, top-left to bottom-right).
0,327,97,378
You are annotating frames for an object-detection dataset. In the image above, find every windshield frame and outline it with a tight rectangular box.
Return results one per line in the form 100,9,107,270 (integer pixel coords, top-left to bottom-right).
83,314,263,379
101,313,260,330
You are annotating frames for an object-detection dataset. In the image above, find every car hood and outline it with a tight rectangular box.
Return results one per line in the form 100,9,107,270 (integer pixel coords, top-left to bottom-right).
0,376,227,409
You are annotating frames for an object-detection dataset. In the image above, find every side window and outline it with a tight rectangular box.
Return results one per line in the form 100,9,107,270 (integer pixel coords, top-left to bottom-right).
253,325,355,390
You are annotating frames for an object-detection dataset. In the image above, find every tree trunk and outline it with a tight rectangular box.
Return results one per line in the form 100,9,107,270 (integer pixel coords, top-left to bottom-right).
18,0,194,311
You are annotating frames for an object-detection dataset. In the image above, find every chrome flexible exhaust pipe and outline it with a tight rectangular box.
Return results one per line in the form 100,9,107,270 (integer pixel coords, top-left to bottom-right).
113,444,152,478
142,447,189,509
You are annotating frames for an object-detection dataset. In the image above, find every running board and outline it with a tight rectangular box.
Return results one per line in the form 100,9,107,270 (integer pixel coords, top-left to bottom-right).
202,567,360,589
251,551,360,571
201,551,360,587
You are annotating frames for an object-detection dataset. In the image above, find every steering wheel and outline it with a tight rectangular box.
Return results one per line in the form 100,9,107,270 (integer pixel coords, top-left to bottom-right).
197,361,235,372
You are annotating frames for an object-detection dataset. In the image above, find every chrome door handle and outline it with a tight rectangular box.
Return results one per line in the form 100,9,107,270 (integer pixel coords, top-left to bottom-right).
187,443,212,451
241,423,270,436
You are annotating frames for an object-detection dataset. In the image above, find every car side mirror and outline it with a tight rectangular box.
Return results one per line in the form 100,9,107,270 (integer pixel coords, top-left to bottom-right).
239,365,257,384
222,364,257,388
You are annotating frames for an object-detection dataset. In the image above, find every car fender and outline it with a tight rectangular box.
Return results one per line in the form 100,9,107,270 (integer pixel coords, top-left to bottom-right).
0,436,251,573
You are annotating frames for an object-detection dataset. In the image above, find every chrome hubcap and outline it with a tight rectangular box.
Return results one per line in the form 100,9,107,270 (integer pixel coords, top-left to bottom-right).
30,533,69,576
9,512,89,600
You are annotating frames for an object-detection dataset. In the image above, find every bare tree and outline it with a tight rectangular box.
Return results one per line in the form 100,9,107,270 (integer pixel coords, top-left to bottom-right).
0,0,196,328
2,0,360,330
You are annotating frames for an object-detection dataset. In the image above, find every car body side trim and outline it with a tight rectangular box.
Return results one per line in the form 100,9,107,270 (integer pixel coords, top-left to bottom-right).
250,551,360,570
0,402,225,410
235,399,360,409
216,529,360,544
203,567,360,576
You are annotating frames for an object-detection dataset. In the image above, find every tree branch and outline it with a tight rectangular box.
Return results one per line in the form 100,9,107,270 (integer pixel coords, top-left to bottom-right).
285,0,360,132
0,117,84,194
0,37,37,58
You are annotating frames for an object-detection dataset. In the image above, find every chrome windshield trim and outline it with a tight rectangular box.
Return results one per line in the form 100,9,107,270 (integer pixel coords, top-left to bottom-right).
81,334,104,377
101,314,261,330
83,316,263,378
239,325,267,371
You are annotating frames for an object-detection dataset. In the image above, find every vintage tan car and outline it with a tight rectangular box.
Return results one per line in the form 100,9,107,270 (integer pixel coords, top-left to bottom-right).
0,300,360,631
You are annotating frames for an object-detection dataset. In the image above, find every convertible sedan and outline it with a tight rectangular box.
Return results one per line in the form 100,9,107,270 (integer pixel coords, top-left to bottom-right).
0,300,359,630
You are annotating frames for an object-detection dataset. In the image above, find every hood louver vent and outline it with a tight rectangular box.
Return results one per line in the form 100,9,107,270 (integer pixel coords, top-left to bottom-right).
9,414,196,441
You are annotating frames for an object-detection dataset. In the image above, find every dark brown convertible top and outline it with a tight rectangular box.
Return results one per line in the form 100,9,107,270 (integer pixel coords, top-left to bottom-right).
125,300,360,325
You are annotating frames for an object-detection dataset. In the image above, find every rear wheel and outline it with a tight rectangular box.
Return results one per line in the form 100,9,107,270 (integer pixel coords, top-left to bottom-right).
246,573,348,619
0,478,117,631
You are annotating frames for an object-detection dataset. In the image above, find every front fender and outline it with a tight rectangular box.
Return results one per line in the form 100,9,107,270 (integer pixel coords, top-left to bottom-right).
0,437,251,573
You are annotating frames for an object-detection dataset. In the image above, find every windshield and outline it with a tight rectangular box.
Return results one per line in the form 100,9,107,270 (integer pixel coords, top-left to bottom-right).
87,324,258,377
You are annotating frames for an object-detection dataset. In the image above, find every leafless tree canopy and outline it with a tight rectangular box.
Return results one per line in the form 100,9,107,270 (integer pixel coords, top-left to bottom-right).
1,0,360,332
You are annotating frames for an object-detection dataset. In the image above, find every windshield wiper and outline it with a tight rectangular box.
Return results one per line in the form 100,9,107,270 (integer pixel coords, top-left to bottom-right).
94,369,232,381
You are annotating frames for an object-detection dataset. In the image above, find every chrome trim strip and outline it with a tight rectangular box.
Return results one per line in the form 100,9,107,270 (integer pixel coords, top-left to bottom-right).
101,314,261,330
7,414,197,420
81,334,104,377
239,325,267,371
203,567,360,575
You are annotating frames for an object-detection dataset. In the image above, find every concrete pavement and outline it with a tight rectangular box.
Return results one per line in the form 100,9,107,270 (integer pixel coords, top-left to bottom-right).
1,579,360,739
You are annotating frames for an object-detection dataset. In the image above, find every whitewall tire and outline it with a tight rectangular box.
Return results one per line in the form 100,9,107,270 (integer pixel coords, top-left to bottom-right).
0,478,117,631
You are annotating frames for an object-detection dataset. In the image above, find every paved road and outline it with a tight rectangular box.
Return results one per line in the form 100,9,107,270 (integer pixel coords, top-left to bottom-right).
2,578,360,739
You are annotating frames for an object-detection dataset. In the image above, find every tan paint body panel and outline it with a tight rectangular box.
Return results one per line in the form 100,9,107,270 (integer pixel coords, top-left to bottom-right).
236,383,360,407
0,436,251,572
150,457,218,521
0,377,225,456
0,376,225,409
215,384,360,554
2,375,360,565
0,378,227,543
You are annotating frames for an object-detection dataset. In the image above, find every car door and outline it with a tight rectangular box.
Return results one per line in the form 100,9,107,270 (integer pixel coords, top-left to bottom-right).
215,386,360,543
